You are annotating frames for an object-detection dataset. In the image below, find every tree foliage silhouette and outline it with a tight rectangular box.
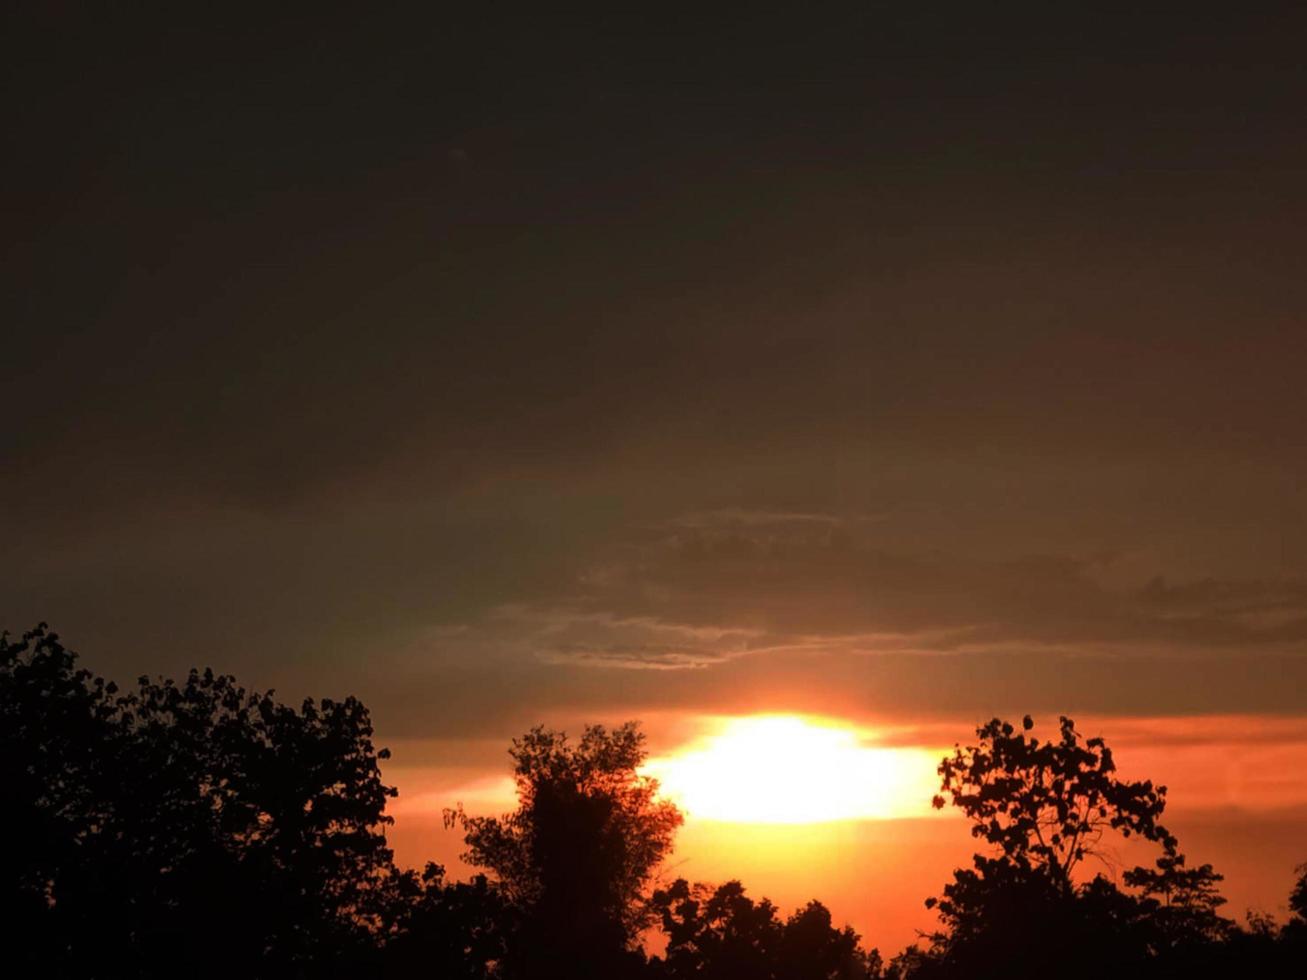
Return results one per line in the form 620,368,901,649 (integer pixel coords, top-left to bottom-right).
916,715,1236,980
381,862,507,979
1292,863,1307,923
1,624,119,970
652,878,879,980
1122,851,1231,950
1283,862,1307,953
447,722,683,979
931,715,1173,889
2,624,398,977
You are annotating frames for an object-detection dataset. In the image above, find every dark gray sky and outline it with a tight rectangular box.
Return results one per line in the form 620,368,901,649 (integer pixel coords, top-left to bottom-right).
5,4,1307,742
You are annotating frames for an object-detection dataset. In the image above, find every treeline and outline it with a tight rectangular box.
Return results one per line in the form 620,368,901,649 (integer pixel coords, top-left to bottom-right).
3,624,1305,979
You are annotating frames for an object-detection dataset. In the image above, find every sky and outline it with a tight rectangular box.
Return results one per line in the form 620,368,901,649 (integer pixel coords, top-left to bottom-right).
5,2,1307,954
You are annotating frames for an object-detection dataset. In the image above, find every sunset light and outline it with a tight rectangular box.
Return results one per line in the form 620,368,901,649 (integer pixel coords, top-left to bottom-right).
645,716,942,823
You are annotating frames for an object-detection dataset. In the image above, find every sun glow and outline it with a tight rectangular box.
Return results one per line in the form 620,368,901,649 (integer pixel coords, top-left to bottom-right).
644,715,941,824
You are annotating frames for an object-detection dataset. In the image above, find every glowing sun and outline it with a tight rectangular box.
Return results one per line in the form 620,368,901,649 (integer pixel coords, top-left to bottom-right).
644,715,941,824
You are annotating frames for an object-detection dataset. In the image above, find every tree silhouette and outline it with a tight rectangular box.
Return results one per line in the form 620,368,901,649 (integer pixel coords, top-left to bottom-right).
654,879,784,980
1,624,120,972
1123,851,1231,951
447,722,683,979
1292,863,1307,923
931,715,1174,890
651,878,879,980
781,899,881,980
1283,862,1307,954
917,715,1233,980
2,624,398,977
380,862,507,978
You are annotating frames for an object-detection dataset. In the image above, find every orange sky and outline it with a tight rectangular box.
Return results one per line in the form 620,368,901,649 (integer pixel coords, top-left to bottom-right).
384,711,1307,955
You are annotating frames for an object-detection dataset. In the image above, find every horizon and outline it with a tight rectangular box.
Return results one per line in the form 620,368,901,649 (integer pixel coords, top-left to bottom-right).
14,621,1306,956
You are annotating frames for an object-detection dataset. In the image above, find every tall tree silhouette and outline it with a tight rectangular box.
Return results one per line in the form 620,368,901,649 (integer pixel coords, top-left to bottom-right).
914,715,1231,980
447,722,683,979
2,624,398,977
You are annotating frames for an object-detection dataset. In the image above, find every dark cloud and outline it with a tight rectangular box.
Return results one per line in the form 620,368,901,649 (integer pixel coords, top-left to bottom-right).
539,645,733,671
527,517,1307,655
3,4,1307,745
